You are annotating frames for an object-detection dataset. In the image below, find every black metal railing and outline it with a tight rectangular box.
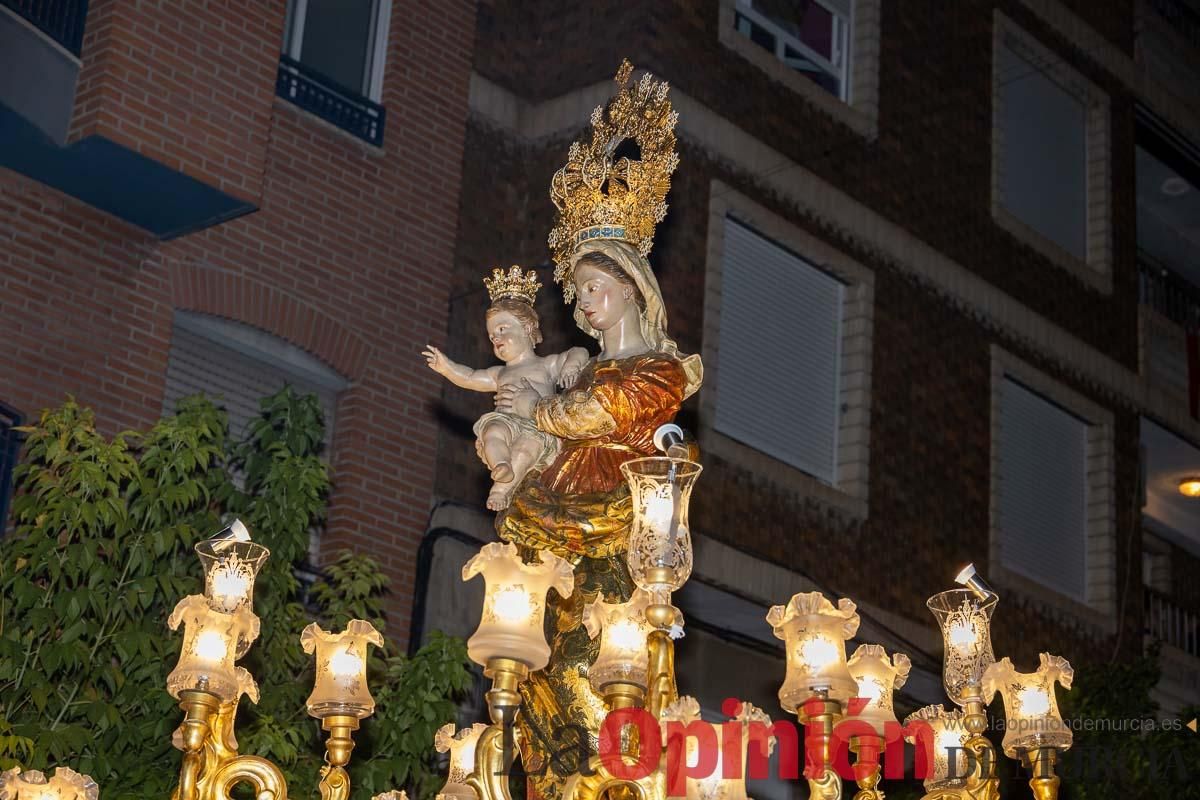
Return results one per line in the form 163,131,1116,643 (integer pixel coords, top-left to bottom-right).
1138,253,1200,329
1145,586,1200,658
0,0,88,56
1149,0,1200,50
0,403,23,534
276,55,386,147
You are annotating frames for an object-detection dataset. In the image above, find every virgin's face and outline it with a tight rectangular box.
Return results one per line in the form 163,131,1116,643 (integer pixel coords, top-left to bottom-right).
573,263,630,332
487,311,532,362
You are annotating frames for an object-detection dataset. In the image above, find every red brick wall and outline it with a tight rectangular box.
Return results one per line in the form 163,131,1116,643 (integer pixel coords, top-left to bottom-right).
70,0,285,203
2,0,477,643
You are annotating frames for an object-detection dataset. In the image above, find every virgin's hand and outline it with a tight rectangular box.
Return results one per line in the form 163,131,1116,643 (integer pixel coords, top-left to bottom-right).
495,379,539,417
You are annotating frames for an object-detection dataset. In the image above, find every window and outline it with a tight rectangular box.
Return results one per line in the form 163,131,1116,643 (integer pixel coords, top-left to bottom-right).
277,0,391,146
718,0,882,138
163,312,348,561
702,184,874,517
0,402,22,532
991,13,1111,289
989,349,1114,622
734,0,850,99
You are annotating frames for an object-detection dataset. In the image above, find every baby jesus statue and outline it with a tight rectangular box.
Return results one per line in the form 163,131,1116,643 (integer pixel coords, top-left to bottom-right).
423,266,588,510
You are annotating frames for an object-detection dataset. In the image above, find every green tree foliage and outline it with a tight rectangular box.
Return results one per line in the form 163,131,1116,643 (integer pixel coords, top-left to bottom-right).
0,390,471,799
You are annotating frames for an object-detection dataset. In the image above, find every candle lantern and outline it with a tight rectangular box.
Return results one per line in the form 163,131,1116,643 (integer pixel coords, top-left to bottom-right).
462,542,574,671
766,592,860,711
0,768,98,800
983,653,1074,758
846,644,911,737
166,595,259,702
904,705,972,793
927,588,997,705
195,520,269,616
621,457,702,604
434,722,489,800
583,587,672,703
301,620,384,720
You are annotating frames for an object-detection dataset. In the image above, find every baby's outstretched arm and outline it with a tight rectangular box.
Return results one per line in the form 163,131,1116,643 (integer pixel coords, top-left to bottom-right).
422,345,501,392
554,347,590,389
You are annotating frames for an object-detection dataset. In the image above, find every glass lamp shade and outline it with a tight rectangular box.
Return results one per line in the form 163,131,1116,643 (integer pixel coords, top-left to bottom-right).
621,458,702,598
766,592,860,710
462,542,574,671
926,588,997,705
983,653,1074,757
196,531,269,615
582,588,671,693
846,644,912,736
166,595,260,702
0,768,98,800
301,619,384,720
434,722,488,800
904,705,971,792
660,697,775,800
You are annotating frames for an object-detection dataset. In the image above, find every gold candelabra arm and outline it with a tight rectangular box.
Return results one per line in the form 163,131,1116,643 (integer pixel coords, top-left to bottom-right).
206,756,288,800
315,715,361,800
961,697,999,800
645,630,677,719
1026,747,1060,800
850,737,884,800
174,689,222,800
561,754,664,800
799,693,843,800
466,724,520,800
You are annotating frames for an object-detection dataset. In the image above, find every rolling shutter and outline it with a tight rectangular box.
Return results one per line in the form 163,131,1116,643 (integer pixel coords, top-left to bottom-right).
715,218,844,484
996,378,1088,601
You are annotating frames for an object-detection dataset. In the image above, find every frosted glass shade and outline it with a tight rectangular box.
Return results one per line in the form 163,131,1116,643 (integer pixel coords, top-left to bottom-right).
196,530,269,615
766,592,860,710
0,767,98,800
622,458,701,596
846,644,911,736
927,589,997,705
904,705,971,792
583,588,668,693
462,542,574,671
983,653,1074,757
301,620,384,720
166,595,260,702
434,722,488,800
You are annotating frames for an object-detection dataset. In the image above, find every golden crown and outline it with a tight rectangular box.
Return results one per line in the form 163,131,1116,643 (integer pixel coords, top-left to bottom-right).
548,60,679,300
483,266,541,305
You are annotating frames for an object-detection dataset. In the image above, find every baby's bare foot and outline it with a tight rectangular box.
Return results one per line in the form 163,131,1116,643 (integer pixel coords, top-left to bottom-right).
491,462,515,482
487,483,514,511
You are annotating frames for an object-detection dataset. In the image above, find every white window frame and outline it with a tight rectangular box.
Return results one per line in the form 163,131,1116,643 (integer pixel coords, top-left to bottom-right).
718,0,881,139
702,181,874,519
283,0,392,102
733,0,850,102
989,346,1116,629
991,11,1112,293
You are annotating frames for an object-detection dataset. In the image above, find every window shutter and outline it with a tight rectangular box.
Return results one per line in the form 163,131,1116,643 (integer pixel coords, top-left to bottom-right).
996,378,1088,600
716,218,843,484
163,325,339,456
998,40,1088,259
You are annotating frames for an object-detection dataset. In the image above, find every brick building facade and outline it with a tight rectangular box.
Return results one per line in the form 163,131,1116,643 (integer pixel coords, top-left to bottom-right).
1,0,476,633
423,0,1200,722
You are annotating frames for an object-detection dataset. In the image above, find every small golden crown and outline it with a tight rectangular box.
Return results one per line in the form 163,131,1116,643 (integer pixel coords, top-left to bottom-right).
548,59,679,301
483,266,541,305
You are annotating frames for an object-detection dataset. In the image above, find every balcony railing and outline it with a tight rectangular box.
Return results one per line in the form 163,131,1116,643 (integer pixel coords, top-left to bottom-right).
1138,254,1200,329
1148,0,1200,50
1145,586,1199,658
276,55,386,147
0,0,88,56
